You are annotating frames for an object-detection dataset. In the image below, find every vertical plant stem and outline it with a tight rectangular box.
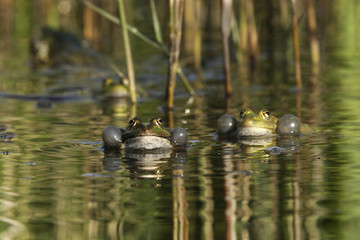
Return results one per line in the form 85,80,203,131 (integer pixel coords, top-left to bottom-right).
83,0,194,97
247,0,259,69
193,0,202,71
117,0,136,103
238,0,248,63
177,66,195,96
150,0,163,44
280,0,288,29
165,0,184,109
306,0,320,78
290,0,302,89
184,0,202,70
222,0,232,97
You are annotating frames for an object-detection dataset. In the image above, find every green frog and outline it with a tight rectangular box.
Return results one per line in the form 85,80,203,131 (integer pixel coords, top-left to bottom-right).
97,77,129,98
217,108,314,137
238,108,278,136
102,117,187,150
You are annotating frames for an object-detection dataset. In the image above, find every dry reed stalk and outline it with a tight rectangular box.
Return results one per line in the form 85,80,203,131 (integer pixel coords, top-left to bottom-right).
117,0,136,103
83,1,165,51
193,0,202,71
290,0,302,89
306,0,320,79
237,0,259,70
222,0,232,97
150,0,163,44
247,0,259,68
165,0,184,109
280,0,289,29
183,0,202,70
238,0,248,62
83,0,194,102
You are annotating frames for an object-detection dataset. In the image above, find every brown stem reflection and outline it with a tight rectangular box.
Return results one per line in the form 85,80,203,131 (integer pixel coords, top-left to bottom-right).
293,155,301,240
173,169,188,240
198,147,215,240
223,145,237,240
222,144,252,240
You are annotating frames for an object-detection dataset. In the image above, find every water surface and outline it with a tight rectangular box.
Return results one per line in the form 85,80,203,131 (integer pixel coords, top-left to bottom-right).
1,1,360,239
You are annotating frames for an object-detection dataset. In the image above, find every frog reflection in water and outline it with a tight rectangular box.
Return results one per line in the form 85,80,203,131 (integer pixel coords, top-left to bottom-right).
102,117,187,150
218,108,314,137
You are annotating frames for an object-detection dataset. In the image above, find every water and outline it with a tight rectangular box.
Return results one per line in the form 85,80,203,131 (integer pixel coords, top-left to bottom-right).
1,81,358,240
2,1,360,239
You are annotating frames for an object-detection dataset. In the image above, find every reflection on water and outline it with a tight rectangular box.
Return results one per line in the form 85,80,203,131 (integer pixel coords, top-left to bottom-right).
0,91,357,240
2,1,360,239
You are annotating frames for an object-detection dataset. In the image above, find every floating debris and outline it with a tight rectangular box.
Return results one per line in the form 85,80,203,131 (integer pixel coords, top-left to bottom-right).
264,146,285,155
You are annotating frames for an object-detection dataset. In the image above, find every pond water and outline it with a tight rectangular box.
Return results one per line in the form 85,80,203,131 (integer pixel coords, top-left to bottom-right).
1,1,360,240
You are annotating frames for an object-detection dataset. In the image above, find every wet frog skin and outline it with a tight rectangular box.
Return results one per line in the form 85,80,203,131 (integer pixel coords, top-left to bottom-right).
122,117,171,140
102,117,187,150
238,109,278,136
217,108,314,137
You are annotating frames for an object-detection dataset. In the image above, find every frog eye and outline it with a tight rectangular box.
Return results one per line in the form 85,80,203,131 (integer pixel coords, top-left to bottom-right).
104,78,113,86
129,117,139,127
152,117,163,127
240,108,253,118
240,109,246,118
261,110,271,119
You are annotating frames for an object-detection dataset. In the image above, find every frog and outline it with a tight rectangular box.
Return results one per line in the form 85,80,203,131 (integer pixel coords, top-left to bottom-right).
102,117,188,150
238,108,278,136
97,77,129,98
217,108,314,137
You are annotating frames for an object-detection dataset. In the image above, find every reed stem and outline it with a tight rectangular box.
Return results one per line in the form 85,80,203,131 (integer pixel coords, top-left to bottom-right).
238,0,248,63
306,0,320,78
83,1,165,51
247,0,259,69
184,0,202,70
165,0,184,109
83,0,194,99
150,0,163,44
117,0,136,103
177,66,195,96
290,0,302,89
222,0,232,97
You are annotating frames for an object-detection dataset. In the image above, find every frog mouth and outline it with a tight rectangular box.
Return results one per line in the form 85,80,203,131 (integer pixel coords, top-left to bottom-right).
124,136,172,150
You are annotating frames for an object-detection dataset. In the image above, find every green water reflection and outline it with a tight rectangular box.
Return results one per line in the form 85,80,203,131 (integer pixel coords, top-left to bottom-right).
2,0,360,240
